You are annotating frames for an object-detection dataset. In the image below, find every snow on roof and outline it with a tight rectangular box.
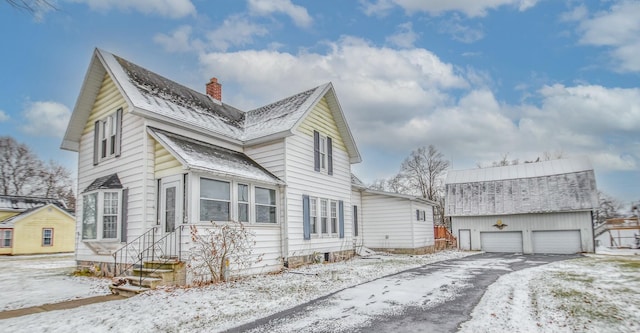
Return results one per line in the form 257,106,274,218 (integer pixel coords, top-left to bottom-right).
83,173,123,193
445,157,594,184
101,49,326,142
0,195,66,212
150,128,283,185
0,204,74,227
351,173,366,188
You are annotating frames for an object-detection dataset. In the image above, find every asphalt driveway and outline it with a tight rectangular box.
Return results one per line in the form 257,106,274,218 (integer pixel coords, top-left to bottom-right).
225,252,580,333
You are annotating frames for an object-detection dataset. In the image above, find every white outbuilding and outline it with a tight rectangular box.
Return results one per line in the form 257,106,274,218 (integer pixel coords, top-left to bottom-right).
445,157,598,254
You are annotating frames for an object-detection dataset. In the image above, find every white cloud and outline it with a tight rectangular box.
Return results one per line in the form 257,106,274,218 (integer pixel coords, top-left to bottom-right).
439,15,485,43
154,25,204,53
362,0,538,17
206,15,269,51
67,0,196,19
571,1,640,72
386,22,419,48
196,37,637,176
0,110,9,122
21,101,71,138
248,0,313,28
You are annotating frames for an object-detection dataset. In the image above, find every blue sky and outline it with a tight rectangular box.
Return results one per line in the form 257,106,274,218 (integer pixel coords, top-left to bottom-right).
0,0,638,206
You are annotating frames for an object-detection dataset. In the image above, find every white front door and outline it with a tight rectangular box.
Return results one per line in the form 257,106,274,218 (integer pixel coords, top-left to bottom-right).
160,175,183,233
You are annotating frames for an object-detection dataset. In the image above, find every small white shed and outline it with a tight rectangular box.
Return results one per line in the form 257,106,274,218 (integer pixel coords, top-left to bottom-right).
445,158,598,254
352,186,436,254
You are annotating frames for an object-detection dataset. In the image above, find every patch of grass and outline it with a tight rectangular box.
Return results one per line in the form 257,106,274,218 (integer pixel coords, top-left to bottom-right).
553,271,595,284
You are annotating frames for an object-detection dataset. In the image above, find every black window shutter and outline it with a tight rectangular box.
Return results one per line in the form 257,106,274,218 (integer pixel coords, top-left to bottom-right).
338,200,344,238
353,205,358,236
93,120,100,165
115,108,123,157
416,209,420,220
120,188,128,242
313,131,320,171
327,137,333,175
303,195,311,240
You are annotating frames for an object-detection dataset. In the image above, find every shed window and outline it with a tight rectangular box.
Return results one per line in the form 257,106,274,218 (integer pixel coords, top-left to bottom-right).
42,228,53,246
0,230,12,248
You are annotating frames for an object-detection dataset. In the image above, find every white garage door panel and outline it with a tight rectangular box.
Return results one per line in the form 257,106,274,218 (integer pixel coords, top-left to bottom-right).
480,232,523,253
532,230,581,254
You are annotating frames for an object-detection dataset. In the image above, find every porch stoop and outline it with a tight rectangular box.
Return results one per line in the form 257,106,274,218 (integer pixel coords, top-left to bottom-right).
109,260,186,297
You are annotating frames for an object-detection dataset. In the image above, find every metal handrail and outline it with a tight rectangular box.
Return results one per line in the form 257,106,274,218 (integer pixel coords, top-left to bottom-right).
112,225,184,287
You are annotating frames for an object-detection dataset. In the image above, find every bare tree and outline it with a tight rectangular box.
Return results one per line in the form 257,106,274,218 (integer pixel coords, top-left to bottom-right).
5,0,55,14
0,136,75,209
595,191,622,226
0,136,43,196
399,145,450,201
188,221,263,284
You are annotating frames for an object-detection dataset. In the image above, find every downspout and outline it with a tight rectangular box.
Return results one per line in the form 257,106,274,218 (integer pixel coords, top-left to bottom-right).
280,184,288,267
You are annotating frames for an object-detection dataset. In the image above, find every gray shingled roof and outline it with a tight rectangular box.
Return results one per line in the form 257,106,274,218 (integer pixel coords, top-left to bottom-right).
83,173,123,193
0,195,66,211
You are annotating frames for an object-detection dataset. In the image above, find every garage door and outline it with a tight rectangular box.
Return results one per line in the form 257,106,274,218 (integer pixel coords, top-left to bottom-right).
532,230,581,254
480,232,523,253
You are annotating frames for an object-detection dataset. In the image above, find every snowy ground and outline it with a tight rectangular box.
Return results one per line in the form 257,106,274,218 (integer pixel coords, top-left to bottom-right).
0,254,110,311
0,249,638,333
459,249,640,333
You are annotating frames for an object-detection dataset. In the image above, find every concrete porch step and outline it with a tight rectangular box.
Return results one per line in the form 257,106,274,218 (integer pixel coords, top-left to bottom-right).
109,284,150,297
123,275,163,288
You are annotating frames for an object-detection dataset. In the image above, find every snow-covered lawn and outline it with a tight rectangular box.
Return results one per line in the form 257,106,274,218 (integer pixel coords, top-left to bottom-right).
0,254,110,311
459,251,640,333
0,250,472,332
1,249,638,333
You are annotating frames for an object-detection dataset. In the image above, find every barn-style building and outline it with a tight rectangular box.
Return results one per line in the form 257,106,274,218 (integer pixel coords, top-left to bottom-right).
445,157,598,254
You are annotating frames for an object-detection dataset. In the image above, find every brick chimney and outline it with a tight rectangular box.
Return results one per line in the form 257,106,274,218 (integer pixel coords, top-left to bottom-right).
206,77,222,101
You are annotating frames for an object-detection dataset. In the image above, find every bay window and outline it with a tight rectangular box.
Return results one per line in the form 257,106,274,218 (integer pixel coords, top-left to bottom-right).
199,177,278,224
255,187,276,223
238,184,249,223
82,191,121,241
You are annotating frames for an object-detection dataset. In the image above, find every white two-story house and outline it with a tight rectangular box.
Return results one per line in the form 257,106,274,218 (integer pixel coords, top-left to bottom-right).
62,49,437,283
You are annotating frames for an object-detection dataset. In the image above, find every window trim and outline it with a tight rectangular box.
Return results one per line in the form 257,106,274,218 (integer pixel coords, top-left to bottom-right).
93,108,122,165
197,175,279,225
82,190,122,241
0,229,12,248
42,228,54,247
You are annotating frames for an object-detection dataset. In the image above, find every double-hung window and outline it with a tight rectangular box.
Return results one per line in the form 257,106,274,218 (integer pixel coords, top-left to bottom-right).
93,108,122,165
200,178,230,222
255,187,277,223
320,199,328,234
330,201,337,235
310,197,317,234
0,230,12,248
42,228,53,246
313,131,333,175
82,191,121,241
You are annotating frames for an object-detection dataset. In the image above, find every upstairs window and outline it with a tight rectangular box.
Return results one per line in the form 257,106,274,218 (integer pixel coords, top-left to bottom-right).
313,131,333,175
93,108,122,165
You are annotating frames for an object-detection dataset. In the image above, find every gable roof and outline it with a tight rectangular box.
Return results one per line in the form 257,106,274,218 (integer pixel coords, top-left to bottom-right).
62,48,361,163
0,204,74,227
149,128,283,185
0,195,66,212
445,157,594,184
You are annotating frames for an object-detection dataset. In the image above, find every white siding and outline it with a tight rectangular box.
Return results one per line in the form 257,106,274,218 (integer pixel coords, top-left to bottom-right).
285,133,353,257
76,74,150,263
451,211,594,253
244,139,286,180
360,193,412,249
410,201,435,248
